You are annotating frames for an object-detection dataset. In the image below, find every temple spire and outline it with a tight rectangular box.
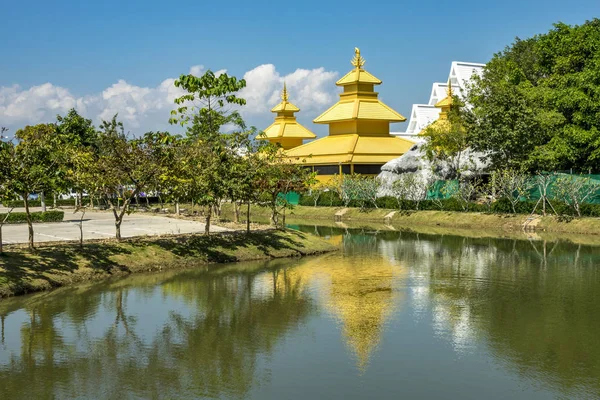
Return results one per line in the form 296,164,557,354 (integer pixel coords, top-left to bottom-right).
281,82,289,102
351,47,365,69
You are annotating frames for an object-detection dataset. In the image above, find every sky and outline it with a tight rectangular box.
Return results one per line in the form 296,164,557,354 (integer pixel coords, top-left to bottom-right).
1,0,599,137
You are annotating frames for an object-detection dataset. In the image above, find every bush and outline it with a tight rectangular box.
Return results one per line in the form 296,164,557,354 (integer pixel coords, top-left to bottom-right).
3,199,78,208
0,211,64,224
375,196,397,209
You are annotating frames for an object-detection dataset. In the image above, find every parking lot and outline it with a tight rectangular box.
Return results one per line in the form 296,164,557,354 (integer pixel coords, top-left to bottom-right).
0,210,228,245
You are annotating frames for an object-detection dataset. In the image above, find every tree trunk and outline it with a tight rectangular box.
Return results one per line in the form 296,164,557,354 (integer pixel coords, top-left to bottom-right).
78,208,86,248
204,207,212,235
0,207,15,255
23,195,34,250
233,201,240,223
40,191,46,212
53,193,57,209
282,207,286,228
246,201,251,234
175,201,180,215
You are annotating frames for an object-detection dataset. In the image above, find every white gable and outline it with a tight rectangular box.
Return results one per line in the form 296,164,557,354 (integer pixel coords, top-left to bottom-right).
392,60,485,140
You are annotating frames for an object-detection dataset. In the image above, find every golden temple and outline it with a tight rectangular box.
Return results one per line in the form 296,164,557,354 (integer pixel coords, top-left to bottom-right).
280,48,415,181
258,83,316,150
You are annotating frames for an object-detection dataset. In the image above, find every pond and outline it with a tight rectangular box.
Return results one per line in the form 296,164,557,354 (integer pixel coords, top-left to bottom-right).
1,226,599,399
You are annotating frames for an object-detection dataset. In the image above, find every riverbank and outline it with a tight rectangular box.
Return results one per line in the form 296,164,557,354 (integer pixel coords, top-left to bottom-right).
0,229,338,298
220,204,600,236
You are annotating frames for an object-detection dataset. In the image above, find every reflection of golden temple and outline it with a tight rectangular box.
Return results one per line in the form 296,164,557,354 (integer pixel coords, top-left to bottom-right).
285,252,406,371
258,83,316,150
285,48,414,182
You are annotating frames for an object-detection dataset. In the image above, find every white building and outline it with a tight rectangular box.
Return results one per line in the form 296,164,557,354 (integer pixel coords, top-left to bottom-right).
393,61,485,142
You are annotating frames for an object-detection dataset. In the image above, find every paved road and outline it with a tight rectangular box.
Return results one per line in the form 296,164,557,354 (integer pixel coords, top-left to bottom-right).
0,211,228,245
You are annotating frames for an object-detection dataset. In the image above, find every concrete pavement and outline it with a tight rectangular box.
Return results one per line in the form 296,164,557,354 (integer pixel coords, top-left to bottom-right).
0,210,229,245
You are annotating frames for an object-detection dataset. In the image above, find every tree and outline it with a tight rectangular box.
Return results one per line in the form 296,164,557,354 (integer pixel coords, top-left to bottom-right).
495,169,531,213
93,116,161,240
340,175,379,211
169,70,247,235
421,98,470,180
55,109,98,206
452,178,481,212
256,147,315,227
0,130,16,254
9,124,61,249
553,175,600,217
464,19,600,171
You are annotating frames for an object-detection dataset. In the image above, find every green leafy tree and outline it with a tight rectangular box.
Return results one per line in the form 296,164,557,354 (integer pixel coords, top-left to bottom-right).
55,109,98,206
256,147,315,227
8,124,61,249
464,19,600,171
0,130,16,254
421,98,470,180
93,116,161,240
169,70,247,234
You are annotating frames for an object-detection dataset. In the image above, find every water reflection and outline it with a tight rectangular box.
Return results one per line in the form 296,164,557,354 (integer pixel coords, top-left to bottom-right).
0,227,599,398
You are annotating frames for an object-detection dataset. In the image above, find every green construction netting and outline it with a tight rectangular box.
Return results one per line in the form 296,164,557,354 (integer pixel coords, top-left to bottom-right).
528,173,600,204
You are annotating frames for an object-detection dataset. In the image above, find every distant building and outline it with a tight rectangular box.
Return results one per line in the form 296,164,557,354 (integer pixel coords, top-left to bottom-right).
392,61,484,141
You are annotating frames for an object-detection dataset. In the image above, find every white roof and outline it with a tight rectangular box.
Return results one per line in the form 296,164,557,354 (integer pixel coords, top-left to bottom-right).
428,82,459,105
449,61,484,95
391,104,439,137
392,61,484,138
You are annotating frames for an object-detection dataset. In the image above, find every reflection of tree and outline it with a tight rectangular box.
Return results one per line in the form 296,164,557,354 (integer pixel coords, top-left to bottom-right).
383,231,600,397
0,262,313,399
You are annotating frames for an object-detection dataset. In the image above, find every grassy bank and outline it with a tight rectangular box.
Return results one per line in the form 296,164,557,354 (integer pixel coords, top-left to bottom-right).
219,204,600,236
0,229,337,298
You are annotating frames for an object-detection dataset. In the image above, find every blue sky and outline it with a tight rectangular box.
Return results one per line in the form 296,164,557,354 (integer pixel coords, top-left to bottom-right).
1,0,599,135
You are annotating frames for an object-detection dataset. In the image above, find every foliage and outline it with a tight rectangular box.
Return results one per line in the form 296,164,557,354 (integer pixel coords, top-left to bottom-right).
339,175,380,210
256,146,315,227
553,175,600,217
494,169,532,213
390,173,428,210
464,19,600,171
421,101,471,179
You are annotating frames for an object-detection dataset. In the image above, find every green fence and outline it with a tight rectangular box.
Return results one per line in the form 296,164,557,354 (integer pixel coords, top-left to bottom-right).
428,173,600,204
528,173,600,204
277,192,300,206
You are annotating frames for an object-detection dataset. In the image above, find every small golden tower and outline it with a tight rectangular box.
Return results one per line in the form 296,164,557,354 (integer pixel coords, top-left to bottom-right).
258,83,316,150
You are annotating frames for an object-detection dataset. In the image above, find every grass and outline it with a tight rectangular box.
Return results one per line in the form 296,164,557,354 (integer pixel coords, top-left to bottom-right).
0,229,338,299
219,204,600,236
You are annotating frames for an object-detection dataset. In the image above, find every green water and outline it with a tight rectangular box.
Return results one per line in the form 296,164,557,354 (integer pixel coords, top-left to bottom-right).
1,226,600,399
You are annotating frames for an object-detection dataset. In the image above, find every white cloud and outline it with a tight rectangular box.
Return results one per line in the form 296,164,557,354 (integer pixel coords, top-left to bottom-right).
0,64,339,135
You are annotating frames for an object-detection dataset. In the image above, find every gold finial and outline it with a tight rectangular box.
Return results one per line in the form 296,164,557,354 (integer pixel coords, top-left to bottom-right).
351,47,365,69
446,78,453,97
281,82,289,102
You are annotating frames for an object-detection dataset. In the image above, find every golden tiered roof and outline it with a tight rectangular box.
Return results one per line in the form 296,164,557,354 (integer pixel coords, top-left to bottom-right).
286,48,413,173
259,83,316,150
313,48,405,124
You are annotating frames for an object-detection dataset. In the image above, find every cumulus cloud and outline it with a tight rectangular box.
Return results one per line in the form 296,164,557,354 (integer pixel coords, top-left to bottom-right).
0,64,339,135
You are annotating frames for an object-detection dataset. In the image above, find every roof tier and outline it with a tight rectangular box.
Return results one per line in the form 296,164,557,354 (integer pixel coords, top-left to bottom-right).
285,134,414,164
262,120,316,139
314,99,405,124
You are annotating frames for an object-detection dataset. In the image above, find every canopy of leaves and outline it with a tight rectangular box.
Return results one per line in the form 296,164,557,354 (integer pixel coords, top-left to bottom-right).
464,19,600,172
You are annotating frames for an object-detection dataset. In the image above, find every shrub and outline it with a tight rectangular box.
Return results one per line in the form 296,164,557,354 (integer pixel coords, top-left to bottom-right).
0,211,64,224
3,199,78,208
